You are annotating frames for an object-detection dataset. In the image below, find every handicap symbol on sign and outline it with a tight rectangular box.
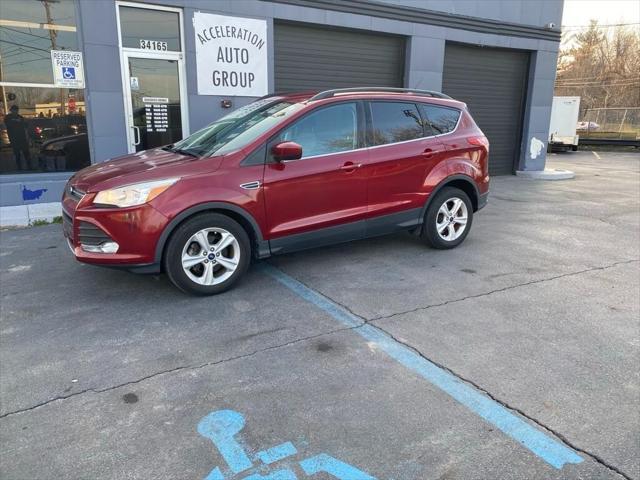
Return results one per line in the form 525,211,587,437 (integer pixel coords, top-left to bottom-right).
62,67,76,79
198,410,377,480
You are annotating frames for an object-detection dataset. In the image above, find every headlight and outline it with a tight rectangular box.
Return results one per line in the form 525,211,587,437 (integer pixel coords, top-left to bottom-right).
93,178,179,207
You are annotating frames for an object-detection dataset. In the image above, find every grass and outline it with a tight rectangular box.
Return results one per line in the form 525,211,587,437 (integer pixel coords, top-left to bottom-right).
30,216,63,227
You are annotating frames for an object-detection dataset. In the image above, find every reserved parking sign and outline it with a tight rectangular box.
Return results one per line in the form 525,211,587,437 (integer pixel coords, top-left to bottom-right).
51,50,85,88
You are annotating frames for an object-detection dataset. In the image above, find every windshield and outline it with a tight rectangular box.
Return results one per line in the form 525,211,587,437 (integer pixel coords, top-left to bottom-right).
171,99,305,157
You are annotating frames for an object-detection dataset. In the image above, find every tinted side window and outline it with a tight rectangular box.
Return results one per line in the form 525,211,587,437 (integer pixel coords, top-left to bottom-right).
420,104,461,136
279,103,358,158
370,102,423,146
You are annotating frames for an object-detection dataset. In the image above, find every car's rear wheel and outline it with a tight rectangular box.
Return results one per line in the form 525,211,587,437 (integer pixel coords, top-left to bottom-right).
164,213,251,295
422,187,473,249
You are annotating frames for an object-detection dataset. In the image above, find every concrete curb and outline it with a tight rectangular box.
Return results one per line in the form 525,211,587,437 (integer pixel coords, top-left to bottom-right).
516,169,575,180
0,202,62,227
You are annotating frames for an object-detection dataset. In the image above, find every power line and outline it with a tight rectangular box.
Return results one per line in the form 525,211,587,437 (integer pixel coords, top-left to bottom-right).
562,22,640,29
0,38,51,54
2,56,52,68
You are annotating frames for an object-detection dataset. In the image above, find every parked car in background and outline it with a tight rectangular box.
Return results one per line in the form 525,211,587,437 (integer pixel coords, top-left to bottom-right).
577,121,600,131
39,133,90,171
62,88,490,295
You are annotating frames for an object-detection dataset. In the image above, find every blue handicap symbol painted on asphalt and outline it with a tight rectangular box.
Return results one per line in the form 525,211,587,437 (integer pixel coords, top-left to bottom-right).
198,410,376,480
62,66,76,79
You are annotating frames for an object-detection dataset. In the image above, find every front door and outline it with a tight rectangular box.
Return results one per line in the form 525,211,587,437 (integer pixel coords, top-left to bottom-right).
122,53,186,152
263,102,369,253
117,2,188,153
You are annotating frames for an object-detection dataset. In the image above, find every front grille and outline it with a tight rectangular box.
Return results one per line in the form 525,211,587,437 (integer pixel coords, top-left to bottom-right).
67,185,85,202
78,221,112,246
62,210,73,240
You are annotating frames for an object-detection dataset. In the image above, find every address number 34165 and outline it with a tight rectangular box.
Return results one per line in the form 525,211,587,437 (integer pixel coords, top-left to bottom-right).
139,39,168,51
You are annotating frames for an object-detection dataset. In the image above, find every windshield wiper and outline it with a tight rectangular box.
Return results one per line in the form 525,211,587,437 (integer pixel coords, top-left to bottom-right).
163,145,199,158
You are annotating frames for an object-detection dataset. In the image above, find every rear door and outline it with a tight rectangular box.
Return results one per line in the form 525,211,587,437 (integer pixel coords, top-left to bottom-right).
364,101,446,231
263,101,369,253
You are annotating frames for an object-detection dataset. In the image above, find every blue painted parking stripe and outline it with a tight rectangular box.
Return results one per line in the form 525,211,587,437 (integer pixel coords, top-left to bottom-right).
261,264,583,470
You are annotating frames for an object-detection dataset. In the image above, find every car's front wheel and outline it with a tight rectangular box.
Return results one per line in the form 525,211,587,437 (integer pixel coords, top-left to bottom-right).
421,187,473,249
164,213,251,295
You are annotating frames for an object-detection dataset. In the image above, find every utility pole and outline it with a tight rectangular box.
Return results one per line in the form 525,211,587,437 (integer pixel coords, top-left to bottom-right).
0,57,8,118
43,0,66,116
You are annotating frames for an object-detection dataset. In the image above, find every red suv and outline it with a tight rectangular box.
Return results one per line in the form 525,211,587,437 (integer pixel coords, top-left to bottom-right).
63,88,489,295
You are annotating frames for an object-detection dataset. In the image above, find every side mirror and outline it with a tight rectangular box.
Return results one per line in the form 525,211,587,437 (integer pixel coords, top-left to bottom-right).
271,141,302,162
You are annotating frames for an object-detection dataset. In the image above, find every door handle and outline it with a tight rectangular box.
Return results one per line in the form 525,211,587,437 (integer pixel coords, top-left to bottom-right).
132,126,141,146
339,162,362,172
422,148,439,158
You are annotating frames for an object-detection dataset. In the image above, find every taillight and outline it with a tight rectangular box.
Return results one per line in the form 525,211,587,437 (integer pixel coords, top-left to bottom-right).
468,136,489,149
34,127,42,135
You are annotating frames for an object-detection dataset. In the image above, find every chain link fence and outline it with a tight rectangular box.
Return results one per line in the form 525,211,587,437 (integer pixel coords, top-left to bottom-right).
578,107,640,140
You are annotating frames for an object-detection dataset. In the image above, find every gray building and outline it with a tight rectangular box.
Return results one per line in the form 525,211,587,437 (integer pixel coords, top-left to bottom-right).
0,0,562,211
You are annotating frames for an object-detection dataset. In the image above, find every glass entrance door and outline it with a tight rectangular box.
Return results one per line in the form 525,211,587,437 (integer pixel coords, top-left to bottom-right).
123,54,185,152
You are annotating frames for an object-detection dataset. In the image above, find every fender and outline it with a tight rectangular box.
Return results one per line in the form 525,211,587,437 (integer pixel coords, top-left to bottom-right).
153,202,270,264
420,174,481,219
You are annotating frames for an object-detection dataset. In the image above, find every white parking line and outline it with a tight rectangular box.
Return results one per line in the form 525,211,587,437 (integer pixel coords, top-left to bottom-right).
592,151,601,160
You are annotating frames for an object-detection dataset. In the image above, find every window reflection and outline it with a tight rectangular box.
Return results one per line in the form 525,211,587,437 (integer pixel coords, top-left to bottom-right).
280,103,358,158
0,0,78,84
0,0,89,174
370,102,423,146
119,6,181,51
420,105,461,135
1,88,90,173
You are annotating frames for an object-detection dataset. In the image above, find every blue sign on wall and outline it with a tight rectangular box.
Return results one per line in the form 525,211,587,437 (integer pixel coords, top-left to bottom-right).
21,185,48,201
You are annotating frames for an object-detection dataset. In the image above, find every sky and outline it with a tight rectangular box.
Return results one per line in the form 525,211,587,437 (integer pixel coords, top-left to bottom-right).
561,0,640,27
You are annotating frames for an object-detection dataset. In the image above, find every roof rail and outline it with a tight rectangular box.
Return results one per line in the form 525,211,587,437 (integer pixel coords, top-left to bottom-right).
308,87,452,101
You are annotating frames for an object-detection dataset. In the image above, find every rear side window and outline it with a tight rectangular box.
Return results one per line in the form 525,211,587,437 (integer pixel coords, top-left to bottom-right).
369,102,423,146
419,104,461,136
279,102,358,158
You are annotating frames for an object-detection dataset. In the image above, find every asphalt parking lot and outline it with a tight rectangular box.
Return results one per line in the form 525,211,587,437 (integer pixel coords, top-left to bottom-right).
1,150,638,480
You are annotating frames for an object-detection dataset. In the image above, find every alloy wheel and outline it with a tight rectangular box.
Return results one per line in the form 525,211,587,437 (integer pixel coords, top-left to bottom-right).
436,197,468,241
181,228,240,285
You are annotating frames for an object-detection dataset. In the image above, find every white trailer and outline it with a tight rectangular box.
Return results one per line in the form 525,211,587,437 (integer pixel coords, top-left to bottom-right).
548,96,580,151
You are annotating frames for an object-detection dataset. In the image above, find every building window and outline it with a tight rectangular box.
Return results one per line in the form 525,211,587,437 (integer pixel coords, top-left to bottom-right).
0,0,90,174
119,6,181,51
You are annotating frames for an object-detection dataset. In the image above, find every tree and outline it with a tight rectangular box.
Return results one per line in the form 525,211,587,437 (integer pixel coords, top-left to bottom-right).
555,20,640,115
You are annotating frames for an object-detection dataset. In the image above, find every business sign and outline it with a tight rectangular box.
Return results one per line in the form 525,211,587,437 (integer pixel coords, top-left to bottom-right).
193,12,268,96
50,50,85,88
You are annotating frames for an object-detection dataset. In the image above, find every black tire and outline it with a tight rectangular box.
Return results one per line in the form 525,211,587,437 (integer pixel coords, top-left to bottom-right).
164,213,251,295
421,187,473,249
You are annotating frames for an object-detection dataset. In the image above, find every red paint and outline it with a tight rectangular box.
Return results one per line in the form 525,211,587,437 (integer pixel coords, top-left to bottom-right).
63,91,489,269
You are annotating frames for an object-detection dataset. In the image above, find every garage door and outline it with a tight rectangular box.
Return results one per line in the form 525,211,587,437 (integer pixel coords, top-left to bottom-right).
274,22,405,92
443,43,529,175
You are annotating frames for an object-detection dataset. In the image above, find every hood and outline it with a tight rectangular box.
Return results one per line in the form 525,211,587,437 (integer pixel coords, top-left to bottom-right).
70,147,222,192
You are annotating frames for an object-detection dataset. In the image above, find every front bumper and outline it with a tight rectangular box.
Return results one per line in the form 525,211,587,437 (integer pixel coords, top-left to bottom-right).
62,190,166,272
